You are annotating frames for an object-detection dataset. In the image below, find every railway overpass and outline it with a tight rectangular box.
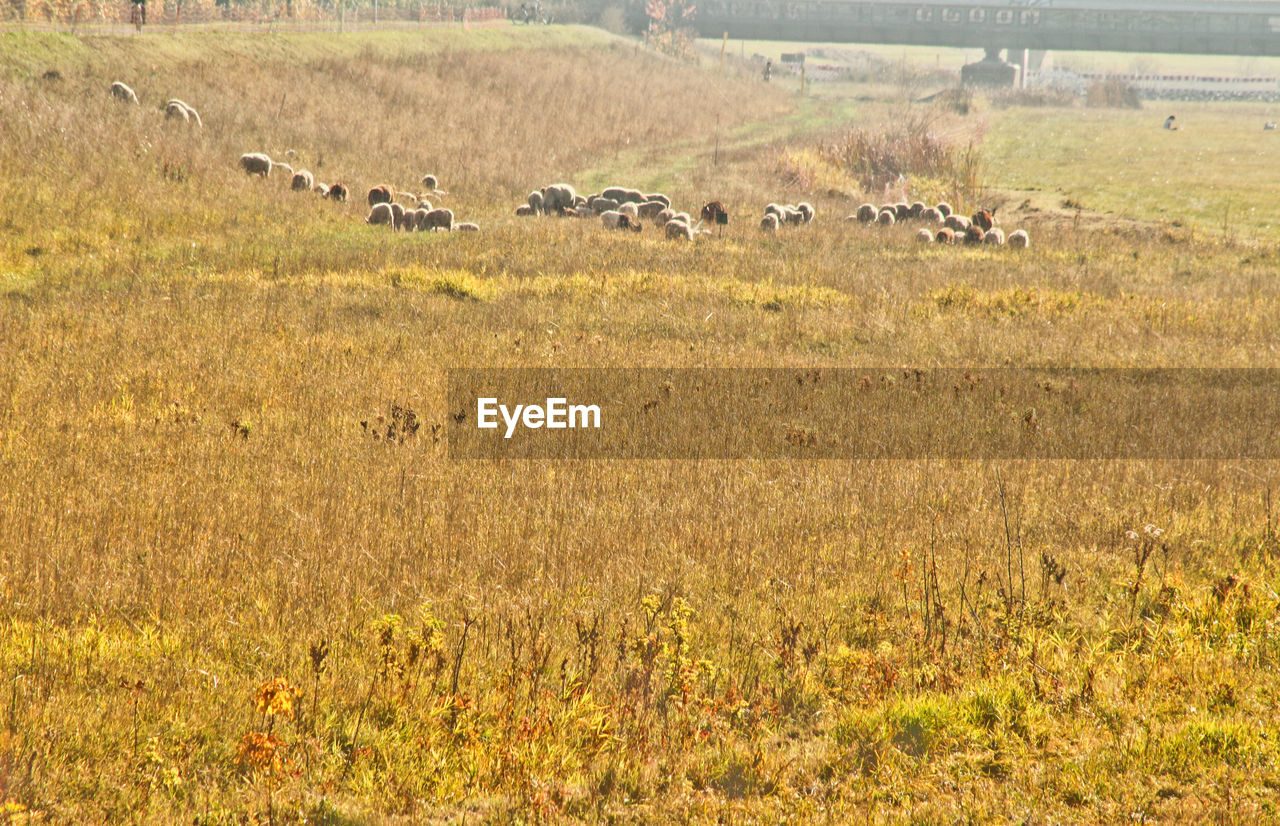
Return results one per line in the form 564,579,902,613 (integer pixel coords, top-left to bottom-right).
693,0,1280,61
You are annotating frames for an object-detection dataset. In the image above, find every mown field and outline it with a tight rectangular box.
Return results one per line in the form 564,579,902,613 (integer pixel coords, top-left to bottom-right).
3,23,1280,825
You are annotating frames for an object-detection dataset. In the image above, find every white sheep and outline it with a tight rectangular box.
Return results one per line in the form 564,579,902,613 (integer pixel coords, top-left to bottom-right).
528,190,545,214
920,207,943,224
915,228,934,243
454,222,479,232
110,81,138,104
421,174,439,191
164,99,202,127
543,183,577,213
983,228,1005,245
291,170,315,192
618,202,639,219
944,214,970,233
665,221,693,241
796,202,815,223
761,214,779,232
239,153,273,177
1008,229,1030,249
314,183,330,198
366,202,395,227
515,205,536,216
601,211,642,232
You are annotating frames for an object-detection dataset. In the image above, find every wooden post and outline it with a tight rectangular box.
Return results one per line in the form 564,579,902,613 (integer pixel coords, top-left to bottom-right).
720,32,727,69
800,63,806,95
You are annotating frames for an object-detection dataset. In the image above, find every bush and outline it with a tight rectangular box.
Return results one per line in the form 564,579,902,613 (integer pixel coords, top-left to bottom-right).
1086,78,1141,109
811,112,985,205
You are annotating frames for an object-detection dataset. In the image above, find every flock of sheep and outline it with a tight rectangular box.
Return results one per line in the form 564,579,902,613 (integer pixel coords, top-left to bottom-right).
513,183,720,241
109,80,202,128
848,200,1030,248
112,78,1031,251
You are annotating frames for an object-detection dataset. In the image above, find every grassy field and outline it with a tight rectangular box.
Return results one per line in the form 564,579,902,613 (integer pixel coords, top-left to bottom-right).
4,23,1280,824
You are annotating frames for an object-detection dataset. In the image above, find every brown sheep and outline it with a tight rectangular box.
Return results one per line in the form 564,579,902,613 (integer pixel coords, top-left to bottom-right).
327,183,349,202
701,201,728,225
935,227,955,244
368,185,393,207
424,208,454,231
963,225,985,245
971,209,996,232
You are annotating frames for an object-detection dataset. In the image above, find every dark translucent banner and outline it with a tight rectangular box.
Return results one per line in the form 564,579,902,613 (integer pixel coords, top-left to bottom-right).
446,368,1280,459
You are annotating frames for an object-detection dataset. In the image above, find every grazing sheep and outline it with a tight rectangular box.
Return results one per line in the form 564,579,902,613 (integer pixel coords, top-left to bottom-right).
455,222,479,233
643,193,671,208
920,207,943,224
602,187,645,204
368,185,393,207
416,199,433,212
944,214,971,233
618,201,639,219
915,228,934,243
935,228,955,244
396,191,420,204
528,190,545,214
164,101,189,123
573,195,588,210
936,202,953,218
601,211,642,232
971,209,996,232
424,208,454,231
515,204,536,216
666,212,692,227
543,183,577,213
239,153,273,177
272,162,294,180
666,221,694,241
963,225,985,245
984,228,1006,245
796,202,814,223
855,203,878,224
390,202,407,230
876,210,895,226
894,203,911,221
314,183,330,198
327,183,349,203
910,201,926,218
764,203,785,221
589,196,619,214
164,99,202,127
110,81,138,104
637,200,667,219
1008,229,1030,249
421,174,438,191
291,170,315,192
783,206,804,225
365,202,394,227
761,214,779,232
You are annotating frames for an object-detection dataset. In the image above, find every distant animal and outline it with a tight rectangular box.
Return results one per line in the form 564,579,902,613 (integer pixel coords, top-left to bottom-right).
367,185,393,207
327,183,349,202
701,201,728,225
110,81,138,104
238,153,273,177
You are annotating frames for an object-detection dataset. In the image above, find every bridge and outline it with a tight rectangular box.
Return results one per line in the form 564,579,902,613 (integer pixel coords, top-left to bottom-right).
693,0,1280,57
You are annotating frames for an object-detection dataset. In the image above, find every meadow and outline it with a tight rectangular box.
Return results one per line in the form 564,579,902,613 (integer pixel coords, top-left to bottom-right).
3,23,1280,824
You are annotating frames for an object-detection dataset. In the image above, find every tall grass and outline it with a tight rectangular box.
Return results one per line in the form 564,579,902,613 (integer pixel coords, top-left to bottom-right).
3,26,1280,825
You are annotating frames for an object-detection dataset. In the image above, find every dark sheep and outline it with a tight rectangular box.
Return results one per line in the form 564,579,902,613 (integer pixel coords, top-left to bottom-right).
368,185,393,207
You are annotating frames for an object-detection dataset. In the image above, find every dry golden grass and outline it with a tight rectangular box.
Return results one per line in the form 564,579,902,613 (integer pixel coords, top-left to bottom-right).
3,24,1280,825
